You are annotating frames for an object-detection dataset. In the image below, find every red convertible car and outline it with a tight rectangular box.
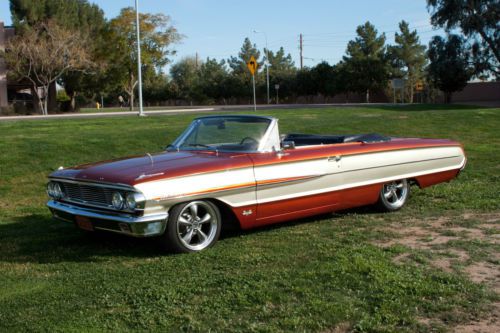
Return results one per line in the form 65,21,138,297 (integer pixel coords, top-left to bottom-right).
47,115,466,252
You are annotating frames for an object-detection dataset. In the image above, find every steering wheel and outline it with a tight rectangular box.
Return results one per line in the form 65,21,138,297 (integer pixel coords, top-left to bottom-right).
239,137,258,146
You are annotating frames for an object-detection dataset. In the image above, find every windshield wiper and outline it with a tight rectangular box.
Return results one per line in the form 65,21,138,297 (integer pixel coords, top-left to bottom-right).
185,143,214,149
184,143,219,155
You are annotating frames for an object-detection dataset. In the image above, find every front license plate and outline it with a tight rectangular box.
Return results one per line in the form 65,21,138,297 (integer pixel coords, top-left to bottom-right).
75,216,94,231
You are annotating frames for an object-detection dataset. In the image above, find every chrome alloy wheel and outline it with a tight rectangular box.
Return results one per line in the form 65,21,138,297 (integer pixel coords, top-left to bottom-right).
380,179,409,210
176,201,219,251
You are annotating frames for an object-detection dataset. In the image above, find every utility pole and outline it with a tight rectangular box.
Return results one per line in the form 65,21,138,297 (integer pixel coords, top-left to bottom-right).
247,56,258,111
299,33,303,70
252,74,256,111
135,0,145,116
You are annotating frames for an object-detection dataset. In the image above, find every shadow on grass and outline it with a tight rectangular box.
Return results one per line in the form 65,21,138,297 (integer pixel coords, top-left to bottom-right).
0,206,380,264
0,214,164,263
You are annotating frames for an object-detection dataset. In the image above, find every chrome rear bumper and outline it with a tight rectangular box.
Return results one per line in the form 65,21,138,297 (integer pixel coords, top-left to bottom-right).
47,200,168,237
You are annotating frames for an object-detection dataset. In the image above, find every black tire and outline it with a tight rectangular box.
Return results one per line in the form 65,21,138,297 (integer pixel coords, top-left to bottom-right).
375,179,410,212
163,200,221,253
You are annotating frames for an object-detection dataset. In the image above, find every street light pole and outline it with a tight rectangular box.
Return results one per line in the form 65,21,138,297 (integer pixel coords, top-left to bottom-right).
135,0,145,116
253,30,270,104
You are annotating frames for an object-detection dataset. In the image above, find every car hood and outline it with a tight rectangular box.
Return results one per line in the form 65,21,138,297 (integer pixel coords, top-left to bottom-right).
49,150,253,186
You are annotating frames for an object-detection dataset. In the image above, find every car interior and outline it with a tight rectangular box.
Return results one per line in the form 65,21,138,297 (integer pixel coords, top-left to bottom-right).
281,133,391,147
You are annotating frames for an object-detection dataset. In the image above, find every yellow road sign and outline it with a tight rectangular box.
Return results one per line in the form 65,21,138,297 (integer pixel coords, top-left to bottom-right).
415,81,424,91
247,56,258,75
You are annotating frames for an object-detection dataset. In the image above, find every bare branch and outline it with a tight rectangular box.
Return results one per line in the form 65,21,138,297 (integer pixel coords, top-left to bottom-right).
3,20,97,114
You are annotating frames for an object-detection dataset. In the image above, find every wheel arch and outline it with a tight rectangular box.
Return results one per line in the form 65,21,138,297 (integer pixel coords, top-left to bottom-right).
166,197,243,231
205,198,243,231
408,177,421,188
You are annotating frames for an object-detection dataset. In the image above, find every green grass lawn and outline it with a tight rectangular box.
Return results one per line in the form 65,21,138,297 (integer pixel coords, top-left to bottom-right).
0,105,499,332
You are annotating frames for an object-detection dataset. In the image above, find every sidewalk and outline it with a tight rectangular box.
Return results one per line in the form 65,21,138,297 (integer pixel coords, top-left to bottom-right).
0,103,385,122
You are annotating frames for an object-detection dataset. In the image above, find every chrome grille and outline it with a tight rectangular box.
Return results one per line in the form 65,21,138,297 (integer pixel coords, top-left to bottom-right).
59,182,119,208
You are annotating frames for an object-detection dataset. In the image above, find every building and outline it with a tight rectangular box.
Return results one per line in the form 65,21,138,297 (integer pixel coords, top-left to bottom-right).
0,21,15,108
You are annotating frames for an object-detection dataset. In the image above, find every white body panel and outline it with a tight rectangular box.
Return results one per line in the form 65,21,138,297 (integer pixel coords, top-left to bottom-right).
138,145,465,212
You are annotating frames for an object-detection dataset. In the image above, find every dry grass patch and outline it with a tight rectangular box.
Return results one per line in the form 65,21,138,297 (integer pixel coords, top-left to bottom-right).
373,212,500,332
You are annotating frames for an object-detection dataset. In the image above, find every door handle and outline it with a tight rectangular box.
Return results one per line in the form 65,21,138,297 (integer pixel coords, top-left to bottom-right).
328,155,341,162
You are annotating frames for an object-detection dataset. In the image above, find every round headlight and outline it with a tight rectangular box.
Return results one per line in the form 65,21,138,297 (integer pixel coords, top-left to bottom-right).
53,182,63,199
47,182,63,199
111,192,124,210
47,182,55,197
126,193,137,210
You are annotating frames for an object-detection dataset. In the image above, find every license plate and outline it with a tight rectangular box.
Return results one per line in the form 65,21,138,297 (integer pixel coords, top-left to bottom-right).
75,216,94,231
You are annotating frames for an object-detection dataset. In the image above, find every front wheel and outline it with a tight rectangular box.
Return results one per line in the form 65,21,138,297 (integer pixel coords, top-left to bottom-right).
376,179,410,212
163,200,221,253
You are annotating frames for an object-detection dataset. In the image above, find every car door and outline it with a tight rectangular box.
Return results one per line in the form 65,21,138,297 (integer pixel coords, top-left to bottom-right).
249,146,344,227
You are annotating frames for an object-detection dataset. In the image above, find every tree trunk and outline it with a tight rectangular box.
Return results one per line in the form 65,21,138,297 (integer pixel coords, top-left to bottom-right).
129,91,134,111
408,78,414,104
43,86,49,115
365,89,370,103
478,29,500,64
445,92,452,104
34,85,47,115
70,92,77,112
31,86,41,114
48,81,57,113
128,72,136,111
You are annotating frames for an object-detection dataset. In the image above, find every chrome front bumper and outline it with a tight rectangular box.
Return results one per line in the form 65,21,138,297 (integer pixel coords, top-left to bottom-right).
47,200,168,237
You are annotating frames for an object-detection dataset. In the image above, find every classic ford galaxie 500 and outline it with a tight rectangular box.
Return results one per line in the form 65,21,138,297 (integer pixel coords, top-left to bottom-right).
47,115,466,252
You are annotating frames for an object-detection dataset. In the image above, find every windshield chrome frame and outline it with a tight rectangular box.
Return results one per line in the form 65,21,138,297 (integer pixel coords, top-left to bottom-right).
169,116,278,153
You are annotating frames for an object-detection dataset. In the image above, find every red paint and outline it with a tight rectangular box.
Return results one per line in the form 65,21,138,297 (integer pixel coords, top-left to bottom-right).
51,151,254,186
251,183,381,227
50,138,463,186
415,169,460,188
49,136,464,230
250,138,462,167
231,205,258,230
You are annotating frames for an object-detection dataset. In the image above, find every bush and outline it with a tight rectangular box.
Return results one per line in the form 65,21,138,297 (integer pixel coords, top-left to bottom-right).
0,106,16,115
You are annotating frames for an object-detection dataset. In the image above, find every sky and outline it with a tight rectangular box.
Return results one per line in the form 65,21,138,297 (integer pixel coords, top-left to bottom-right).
0,0,443,68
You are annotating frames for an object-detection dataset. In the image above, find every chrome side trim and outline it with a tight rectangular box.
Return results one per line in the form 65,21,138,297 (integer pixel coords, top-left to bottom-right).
47,200,167,224
48,177,135,191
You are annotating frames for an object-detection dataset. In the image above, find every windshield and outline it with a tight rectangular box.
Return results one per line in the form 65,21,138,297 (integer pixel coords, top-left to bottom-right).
173,116,271,152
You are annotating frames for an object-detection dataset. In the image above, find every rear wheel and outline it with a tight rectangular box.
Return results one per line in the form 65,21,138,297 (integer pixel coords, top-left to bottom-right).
376,179,410,212
163,200,221,253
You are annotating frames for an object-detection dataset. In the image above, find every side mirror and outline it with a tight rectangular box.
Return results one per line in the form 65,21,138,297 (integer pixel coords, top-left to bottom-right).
165,144,179,152
282,140,295,150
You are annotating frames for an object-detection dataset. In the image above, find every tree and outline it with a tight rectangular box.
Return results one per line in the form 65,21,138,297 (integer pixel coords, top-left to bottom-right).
388,21,427,102
427,0,500,77
342,22,389,102
197,58,230,103
265,47,295,74
262,47,296,102
3,21,95,115
311,62,337,97
427,34,473,103
10,0,108,111
109,7,182,110
227,38,261,75
142,72,173,105
226,38,262,101
169,57,200,103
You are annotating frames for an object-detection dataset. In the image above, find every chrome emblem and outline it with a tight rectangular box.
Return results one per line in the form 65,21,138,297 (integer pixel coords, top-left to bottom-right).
242,210,253,216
